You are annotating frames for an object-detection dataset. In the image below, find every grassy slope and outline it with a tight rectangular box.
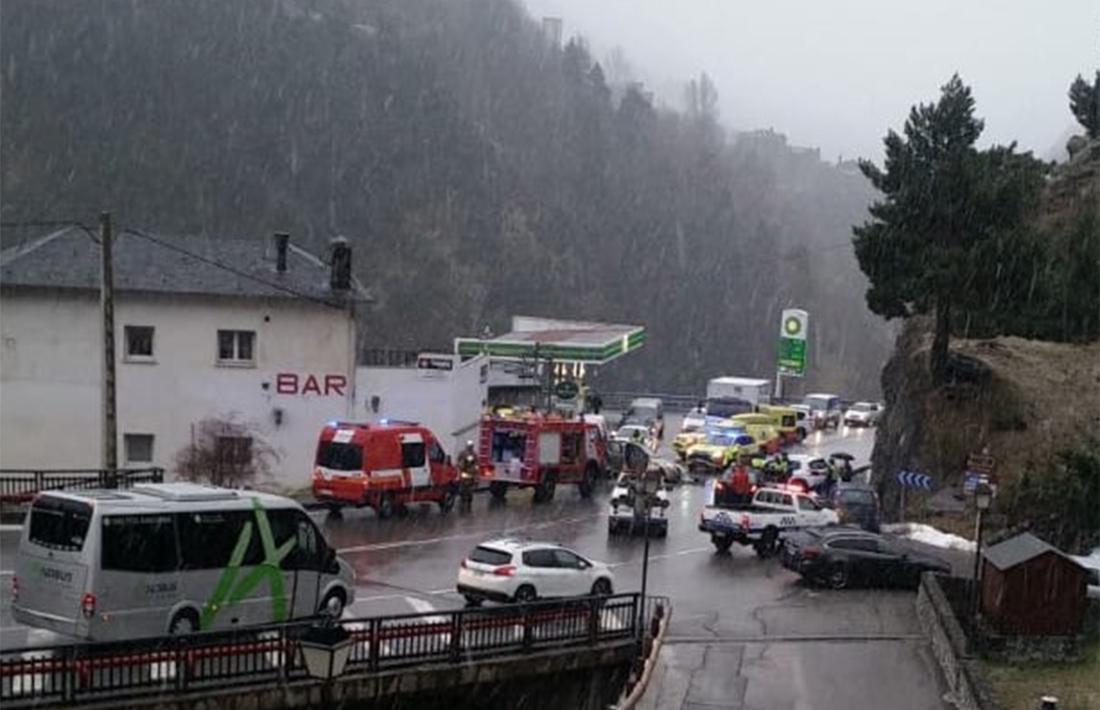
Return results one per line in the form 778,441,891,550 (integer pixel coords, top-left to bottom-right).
983,640,1100,710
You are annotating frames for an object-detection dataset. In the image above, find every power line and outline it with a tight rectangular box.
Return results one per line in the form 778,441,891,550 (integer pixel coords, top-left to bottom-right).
120,227,343,309
1,219,91,229
1,219,99,243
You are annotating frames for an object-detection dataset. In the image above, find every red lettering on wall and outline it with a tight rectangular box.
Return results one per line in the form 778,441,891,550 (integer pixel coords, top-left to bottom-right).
324,375,347,396
276,373,298,395
301,375,322,395
275,372,346,396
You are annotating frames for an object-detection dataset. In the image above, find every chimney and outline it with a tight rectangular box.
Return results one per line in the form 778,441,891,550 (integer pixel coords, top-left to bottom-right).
273,232,289,273
330,236,351,291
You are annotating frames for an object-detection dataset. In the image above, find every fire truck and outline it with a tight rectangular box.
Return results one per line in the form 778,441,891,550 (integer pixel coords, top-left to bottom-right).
479,412,606,503
311,420,459,518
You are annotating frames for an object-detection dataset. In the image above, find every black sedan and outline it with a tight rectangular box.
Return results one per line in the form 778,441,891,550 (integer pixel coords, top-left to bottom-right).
781,528,950,589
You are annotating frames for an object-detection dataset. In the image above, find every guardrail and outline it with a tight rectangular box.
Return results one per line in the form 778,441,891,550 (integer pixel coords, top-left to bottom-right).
597,392,703,413
0,468,165,504
597,392,860,415
0,593,642,707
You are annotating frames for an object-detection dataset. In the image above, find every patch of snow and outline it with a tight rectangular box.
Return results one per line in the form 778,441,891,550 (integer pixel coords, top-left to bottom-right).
1071,547,1100,571
882,522,976,552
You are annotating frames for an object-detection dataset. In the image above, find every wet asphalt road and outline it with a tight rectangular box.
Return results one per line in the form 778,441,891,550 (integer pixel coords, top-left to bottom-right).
0,421,959,709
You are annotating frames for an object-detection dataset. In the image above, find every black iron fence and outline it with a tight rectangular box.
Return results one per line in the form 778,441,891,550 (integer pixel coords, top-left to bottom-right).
0,468,165,504
0,593,642,707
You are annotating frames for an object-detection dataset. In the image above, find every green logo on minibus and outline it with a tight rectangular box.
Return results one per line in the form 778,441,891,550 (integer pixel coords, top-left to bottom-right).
200,499,296,630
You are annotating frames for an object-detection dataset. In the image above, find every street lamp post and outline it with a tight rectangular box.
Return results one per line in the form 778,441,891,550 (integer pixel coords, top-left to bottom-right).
624,441,652,646
971,483,993,622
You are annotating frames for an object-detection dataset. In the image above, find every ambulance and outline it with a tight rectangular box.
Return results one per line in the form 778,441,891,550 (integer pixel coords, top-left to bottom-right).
311,421,460,518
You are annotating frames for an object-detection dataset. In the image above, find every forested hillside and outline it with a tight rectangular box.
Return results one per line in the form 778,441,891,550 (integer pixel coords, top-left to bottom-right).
1,0,890,394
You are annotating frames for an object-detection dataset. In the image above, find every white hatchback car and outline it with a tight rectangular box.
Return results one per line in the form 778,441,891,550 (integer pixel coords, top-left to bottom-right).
843,401,883,427
456,539,614,605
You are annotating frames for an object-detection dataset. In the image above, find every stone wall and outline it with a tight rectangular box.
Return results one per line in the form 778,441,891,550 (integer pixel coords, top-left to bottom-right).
915,573,1001,710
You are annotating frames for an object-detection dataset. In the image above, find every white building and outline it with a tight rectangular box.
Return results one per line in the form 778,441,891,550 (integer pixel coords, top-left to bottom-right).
355,351,488,457
0,228,367,490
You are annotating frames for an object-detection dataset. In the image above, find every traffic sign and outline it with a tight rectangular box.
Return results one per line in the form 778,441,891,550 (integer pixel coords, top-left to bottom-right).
966,451,996,481
963,471,990,493
554,379,579,401
777,309,808,376
897,470,933,490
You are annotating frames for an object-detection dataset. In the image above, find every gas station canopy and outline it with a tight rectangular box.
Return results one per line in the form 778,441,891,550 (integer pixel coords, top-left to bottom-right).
455,316,645,364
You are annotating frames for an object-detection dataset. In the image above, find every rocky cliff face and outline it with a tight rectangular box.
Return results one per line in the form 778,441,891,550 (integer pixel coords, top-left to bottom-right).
872,318,1100,519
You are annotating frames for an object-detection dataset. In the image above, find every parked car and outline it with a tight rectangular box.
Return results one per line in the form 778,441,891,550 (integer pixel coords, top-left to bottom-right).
619,397,665,440
698,486,838,557
456,539,614,605
614,424,652,445
681,406,707,432
785,454,833,491
843,401,883,427
781,528,950,589
827,482,881,532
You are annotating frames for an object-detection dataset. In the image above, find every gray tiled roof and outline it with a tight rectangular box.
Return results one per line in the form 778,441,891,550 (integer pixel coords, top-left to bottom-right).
982,532,1083,571
0,227,367,305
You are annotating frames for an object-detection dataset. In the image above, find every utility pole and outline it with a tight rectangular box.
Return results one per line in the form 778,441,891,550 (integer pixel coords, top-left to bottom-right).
100,212,118,475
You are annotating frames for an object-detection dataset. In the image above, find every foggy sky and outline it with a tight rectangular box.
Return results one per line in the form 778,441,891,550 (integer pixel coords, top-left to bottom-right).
524,0,1097,162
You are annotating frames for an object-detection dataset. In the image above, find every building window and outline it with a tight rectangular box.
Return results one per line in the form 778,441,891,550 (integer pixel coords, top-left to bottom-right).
124,434,155,463
124,326,155,361
216,436,253,466
217,330,255,364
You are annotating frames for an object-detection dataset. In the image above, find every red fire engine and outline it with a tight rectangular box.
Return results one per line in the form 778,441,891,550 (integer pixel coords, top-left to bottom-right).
312,420,459,518
479,412,606,503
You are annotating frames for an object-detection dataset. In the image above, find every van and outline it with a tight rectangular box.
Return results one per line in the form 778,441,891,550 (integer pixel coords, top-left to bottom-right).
312,420,459,518
757,404,805,443
12,483,355,641
803,393,842,430
728,413,781,454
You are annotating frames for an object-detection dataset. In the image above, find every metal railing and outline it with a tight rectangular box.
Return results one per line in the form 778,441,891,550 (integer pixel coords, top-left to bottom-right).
0,593,642,707
0,468,165,504
597,392,703,414
597,392,859,415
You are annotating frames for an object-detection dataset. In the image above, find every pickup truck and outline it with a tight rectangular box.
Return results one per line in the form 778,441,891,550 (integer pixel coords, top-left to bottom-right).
698,487,838,557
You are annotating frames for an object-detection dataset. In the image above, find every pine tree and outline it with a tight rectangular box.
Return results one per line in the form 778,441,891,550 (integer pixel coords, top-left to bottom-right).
853,75,1044,382
1069,71,1100,139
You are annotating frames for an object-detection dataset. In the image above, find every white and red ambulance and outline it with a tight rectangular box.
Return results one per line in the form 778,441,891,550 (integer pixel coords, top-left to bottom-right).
311,421,460,518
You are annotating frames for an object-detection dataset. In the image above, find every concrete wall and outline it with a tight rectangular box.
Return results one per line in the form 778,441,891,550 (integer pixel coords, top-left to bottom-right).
355,354,488,457
0,289,356,489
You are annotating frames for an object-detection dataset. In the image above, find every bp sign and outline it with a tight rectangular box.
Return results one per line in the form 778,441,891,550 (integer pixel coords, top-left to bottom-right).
777,309,808,376
554,379,580,401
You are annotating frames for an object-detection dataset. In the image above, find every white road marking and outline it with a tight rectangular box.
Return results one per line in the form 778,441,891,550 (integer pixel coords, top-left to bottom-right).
0,570,14,576
404,596,449,623
607,545,711,568
0,525,24,532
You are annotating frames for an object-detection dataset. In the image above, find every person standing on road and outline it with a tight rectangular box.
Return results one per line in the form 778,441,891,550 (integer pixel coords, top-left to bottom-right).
458,441,479,508
730,463,753,506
